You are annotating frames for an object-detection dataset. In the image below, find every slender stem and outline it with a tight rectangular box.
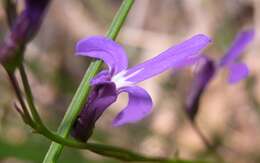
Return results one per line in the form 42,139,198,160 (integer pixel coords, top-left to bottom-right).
6,71,33,125
36,127,168,162
189,120,212,149
34,125,194,163
189,120,225,162
43,0,135,162
19,64,45,127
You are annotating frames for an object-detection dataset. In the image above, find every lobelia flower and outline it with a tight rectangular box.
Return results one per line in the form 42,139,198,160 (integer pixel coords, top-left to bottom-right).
0,0,50,72
186,29,255,121
72,34,212,141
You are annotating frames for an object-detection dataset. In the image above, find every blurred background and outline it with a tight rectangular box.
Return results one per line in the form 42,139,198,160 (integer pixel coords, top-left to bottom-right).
0,0,259,162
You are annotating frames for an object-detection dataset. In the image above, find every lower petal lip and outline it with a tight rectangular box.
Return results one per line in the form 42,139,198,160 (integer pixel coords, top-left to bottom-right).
113,86,153,126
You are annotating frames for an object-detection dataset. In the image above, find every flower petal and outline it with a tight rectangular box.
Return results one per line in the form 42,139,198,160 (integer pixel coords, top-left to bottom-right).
23,0,50,41
113,86,153,126
186,57,215,120
113,34,211,85
0,0,50,69
219,29,254,66
72,81,117,141
75,36,128,74
90,70,112,85
228,63,249,84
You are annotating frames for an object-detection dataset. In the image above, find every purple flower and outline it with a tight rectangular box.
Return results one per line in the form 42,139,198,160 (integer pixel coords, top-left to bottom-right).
72,34,211,141
21,0,50,41
0,0,50,71
186,29,255,120
186,57,215,120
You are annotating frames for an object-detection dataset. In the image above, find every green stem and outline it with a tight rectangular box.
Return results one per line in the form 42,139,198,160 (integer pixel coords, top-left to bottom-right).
6,71,34,126
36,127,171,162
43,0,134,162
30,124,195,163
19,64,44,127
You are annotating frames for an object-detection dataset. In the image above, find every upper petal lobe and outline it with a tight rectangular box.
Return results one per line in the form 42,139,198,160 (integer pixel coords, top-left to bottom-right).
219,29,254,66
76,36,128,74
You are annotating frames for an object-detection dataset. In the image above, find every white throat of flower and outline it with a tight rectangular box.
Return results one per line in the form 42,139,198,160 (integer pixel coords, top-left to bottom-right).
111,68,144,89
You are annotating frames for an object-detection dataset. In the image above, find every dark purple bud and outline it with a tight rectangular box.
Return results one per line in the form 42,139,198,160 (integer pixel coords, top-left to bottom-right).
22,0,50,41
72,82,118,142
0,0,50,72
186,58,215,121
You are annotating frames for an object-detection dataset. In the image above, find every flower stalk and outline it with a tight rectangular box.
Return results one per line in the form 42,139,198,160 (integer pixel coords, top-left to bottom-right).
6,71,34,126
